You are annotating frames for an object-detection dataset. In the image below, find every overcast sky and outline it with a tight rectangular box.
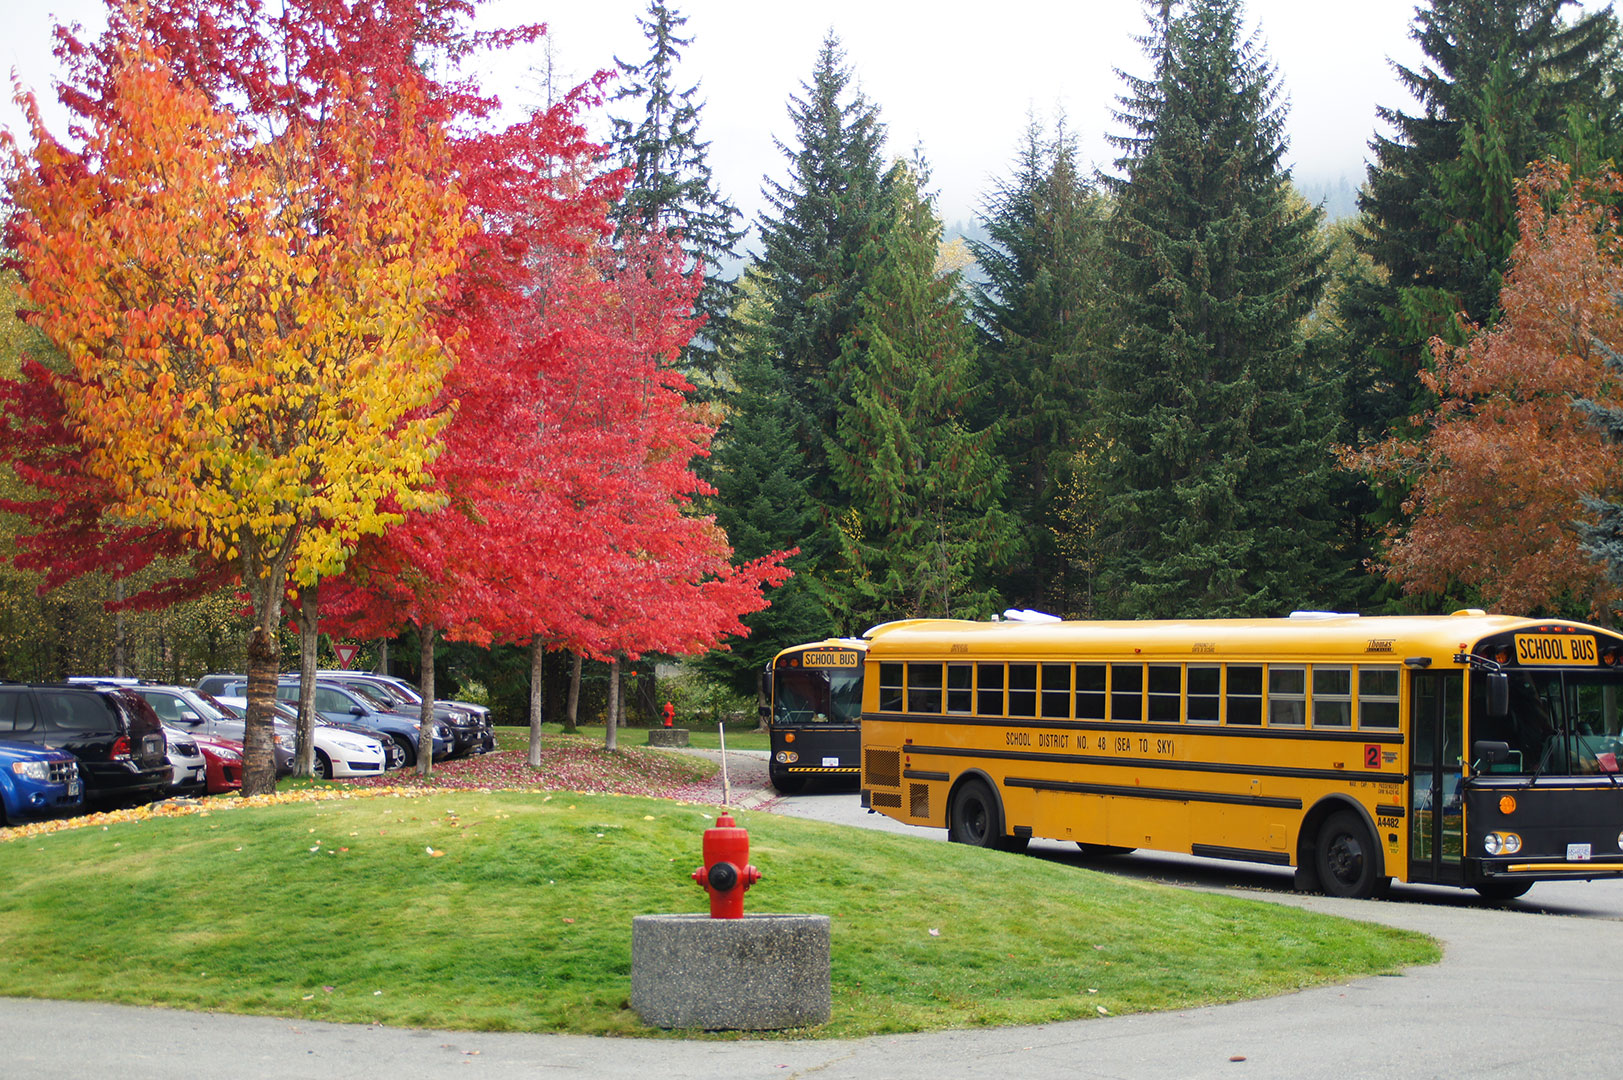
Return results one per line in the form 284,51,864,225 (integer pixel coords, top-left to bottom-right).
3,1,1445,229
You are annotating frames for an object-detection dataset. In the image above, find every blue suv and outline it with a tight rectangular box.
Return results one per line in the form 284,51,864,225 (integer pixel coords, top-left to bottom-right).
0,740,82,825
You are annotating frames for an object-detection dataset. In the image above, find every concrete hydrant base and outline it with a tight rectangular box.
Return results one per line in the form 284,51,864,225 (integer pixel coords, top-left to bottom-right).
631,914,831,1030
646,728,689,747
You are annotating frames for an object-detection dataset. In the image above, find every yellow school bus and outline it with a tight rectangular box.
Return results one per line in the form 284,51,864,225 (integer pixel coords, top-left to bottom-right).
859,611,1623,899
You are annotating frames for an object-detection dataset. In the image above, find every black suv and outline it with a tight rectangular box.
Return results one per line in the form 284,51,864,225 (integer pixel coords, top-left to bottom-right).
0,684,171,806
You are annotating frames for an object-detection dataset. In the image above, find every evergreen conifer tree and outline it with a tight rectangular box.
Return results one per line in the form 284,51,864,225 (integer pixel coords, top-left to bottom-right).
755,32,888,479
699,305,833,694
610,1,744,375
825,163,1015,627
1338,0,1617,611
971,118,1112,614
1097,0,1334,619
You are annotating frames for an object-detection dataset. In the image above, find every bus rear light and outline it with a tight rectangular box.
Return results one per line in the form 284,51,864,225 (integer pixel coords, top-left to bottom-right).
1483,832,1522,855
1499,795,1517,815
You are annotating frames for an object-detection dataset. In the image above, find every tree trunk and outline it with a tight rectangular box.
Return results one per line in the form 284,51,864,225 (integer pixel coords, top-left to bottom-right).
417,623,437,777
375,638,388,674
564,653,581,733
605,656,619,751
241,557,289,797
527,639,545,767
294,583,319,778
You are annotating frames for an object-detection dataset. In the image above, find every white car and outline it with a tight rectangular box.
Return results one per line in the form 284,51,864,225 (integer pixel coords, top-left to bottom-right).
161,725,209,797
212,697,396,778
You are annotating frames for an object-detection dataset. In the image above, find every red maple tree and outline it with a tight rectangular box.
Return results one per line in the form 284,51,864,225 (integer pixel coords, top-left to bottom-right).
1352,162,1623,616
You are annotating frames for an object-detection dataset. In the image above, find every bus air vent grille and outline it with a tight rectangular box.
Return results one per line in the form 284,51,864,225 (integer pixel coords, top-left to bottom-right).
909,783,930,818
865,748,901,788
872,791,903,809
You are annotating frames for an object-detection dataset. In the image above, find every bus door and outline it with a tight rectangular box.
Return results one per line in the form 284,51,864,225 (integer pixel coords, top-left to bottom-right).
1408,671,1465,885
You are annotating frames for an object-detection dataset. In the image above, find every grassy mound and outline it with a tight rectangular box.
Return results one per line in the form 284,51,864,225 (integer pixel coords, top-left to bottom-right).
0,789,1437,1038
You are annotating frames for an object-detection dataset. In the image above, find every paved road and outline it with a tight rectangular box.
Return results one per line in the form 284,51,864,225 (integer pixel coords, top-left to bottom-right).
5,764,1623,1080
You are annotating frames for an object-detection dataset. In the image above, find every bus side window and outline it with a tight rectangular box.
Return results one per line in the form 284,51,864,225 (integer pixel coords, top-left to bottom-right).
1358,667,1400,728
1041,664,1072,718
1111,664,1143,721
1312,667,1352,727
947,664,973,714
977,664,1004,716
1148,665,1181,722
1076,664,1107,719
908,663,943,714
1009,664,1038,717
1226,665,1263,725
1268,666,1306,726
1188,665,1221,723
879,663,904,713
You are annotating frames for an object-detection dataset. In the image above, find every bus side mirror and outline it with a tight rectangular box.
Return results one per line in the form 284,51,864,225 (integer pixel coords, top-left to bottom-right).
1486,672,1509,718
1473,740,1510,767
758,672,773,723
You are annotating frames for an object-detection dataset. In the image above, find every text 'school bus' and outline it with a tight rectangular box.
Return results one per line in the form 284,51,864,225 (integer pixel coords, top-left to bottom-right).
760,639,868,794
858,611,1623,900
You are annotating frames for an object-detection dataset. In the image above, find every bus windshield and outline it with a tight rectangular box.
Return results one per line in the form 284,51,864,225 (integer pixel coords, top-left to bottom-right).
1475,670,1623,775
773,668,862,726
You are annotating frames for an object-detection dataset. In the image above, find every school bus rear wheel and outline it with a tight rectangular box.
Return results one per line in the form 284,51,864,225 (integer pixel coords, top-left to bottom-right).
948,779,1026,852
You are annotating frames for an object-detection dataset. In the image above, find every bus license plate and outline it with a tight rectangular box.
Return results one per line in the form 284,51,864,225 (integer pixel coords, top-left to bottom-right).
823,757,840,767
1568,843,1593,861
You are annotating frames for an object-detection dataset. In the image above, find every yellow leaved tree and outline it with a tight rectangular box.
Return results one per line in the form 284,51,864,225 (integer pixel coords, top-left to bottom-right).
4,23,469,792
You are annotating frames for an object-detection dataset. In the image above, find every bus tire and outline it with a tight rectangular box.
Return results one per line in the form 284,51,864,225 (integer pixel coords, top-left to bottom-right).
770,772,806,794
948,779,1002,849
1474,880,1533,902
1315,810,1386,899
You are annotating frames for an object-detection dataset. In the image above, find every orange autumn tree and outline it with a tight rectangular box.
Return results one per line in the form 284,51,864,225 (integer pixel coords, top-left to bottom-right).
1352,162,1623,617
4,25,469,792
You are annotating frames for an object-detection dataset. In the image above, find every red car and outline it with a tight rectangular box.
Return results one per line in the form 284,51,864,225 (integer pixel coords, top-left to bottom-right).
190,732,243,795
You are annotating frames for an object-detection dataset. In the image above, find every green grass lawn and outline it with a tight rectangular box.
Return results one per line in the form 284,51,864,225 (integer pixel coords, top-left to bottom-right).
0,790,1438,1037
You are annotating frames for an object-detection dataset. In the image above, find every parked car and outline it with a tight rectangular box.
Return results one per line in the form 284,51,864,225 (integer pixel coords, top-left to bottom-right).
0,684,170,806
230,679,452,767
188,732,244,795
161,725,209,798
219,678,451,769
128,685,294,777
212,697,395,778
327,677,488,759
316,671,495,755
0,740,82,825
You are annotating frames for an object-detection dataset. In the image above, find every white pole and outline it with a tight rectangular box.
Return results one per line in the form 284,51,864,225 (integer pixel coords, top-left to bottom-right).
718,722,731,807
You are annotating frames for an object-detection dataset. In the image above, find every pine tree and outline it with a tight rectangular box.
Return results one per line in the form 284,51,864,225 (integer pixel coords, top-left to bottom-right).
1097,0,1334,619
1349,0,1618,433
610,1,744,375
825,163,1015,628
699,300,833,695
970,117,1113,615
755,32,888,479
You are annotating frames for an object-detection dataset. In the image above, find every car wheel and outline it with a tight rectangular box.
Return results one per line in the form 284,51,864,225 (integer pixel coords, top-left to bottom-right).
391,734,416,768
1315,810,1387,899
313,750,331,780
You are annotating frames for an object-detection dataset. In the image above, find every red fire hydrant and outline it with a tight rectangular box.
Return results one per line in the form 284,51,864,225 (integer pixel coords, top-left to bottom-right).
662,701,675,728
691,811,761,918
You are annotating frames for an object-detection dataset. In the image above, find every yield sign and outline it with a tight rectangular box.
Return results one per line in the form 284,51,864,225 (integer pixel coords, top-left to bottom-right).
333,642,361,670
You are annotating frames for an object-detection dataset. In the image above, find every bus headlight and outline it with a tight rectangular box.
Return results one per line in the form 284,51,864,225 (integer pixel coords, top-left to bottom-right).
1483,832,1522,855
775,751,798,764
